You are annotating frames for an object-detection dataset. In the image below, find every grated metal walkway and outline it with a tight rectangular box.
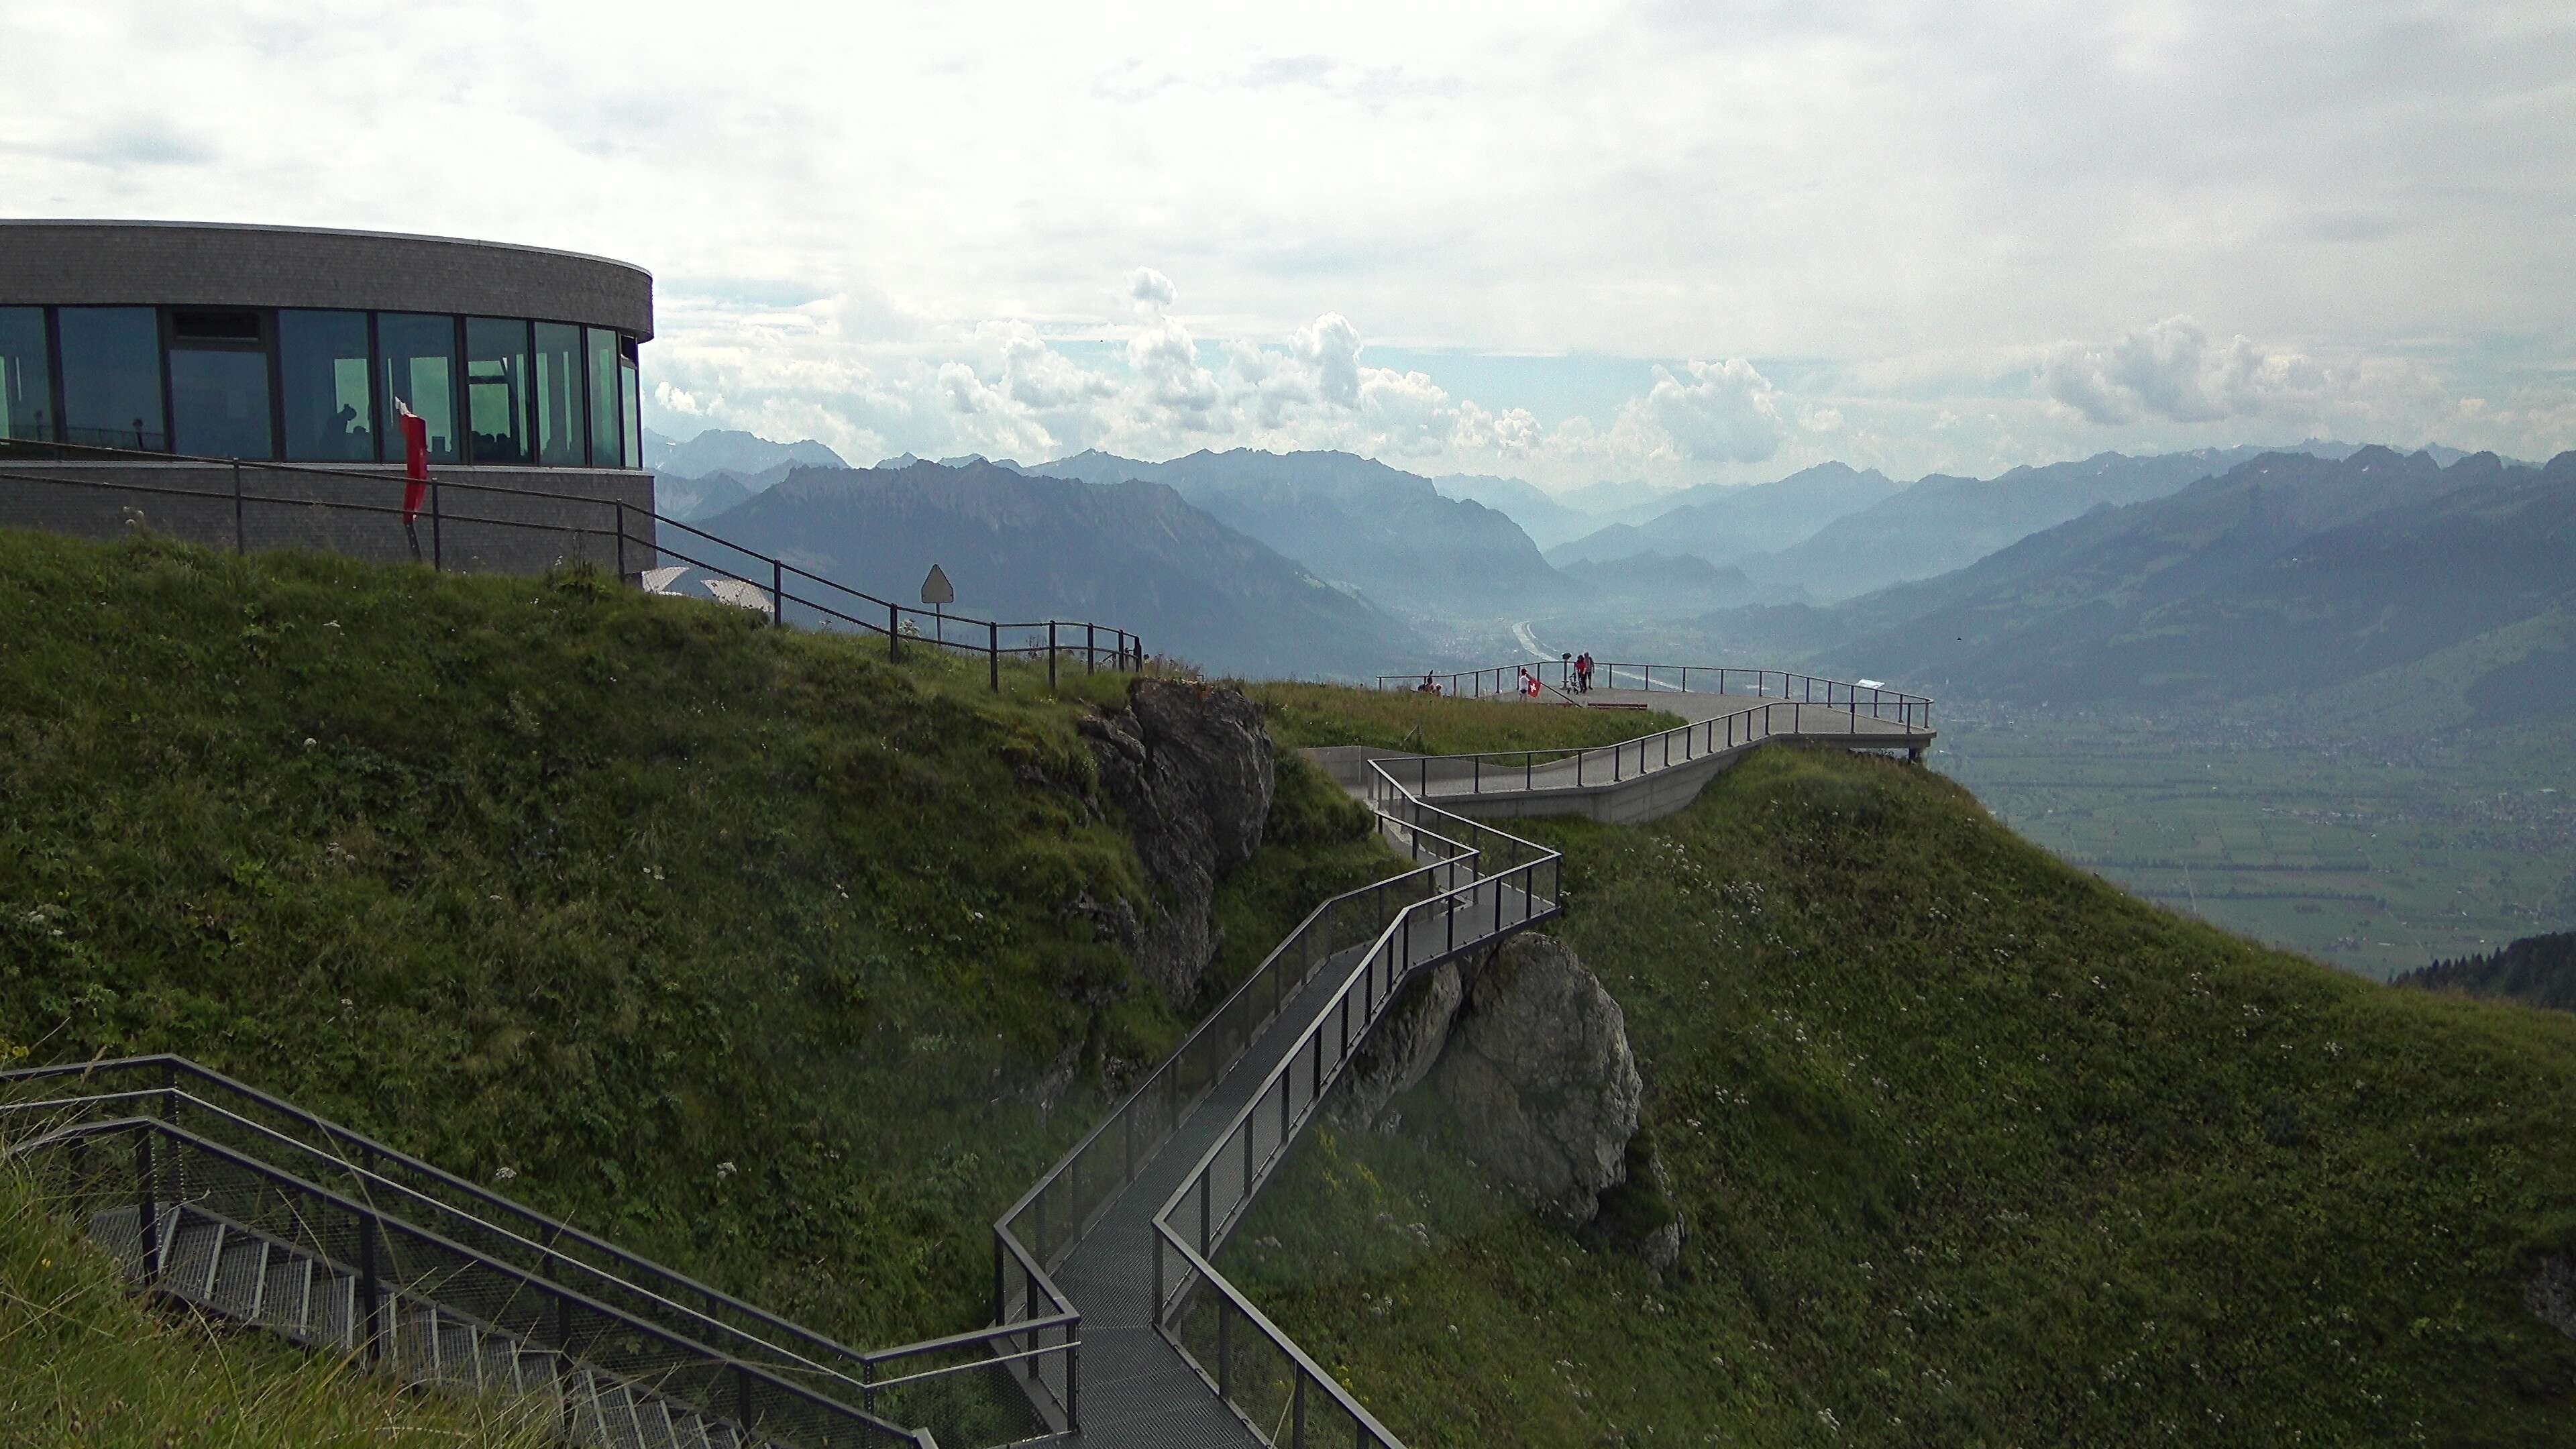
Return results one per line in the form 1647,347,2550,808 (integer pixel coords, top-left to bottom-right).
1049,871,1542,1448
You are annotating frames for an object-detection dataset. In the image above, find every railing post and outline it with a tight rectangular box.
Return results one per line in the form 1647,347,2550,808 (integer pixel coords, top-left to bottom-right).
231,462,245,553
771,559,784,627
360,1210,382,1362
888,602,902,661
735,1363,754,1432
136,1131,160,1280
989,621,1000,692
1068,1332,1082,1432
1087,623,1096,675
1295,1371,1309,1448
1049,621,1059,691
1218,1297,1233,1399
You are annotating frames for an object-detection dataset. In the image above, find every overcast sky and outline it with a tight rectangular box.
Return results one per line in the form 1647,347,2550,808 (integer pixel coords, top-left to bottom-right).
9,1,2573,490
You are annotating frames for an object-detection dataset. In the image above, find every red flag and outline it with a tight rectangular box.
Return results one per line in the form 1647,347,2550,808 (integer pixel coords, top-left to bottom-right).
397,402,430,522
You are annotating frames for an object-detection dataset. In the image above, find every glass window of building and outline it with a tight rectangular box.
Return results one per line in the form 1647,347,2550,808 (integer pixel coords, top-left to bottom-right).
465,317,531,465
56,307,166,451
619,339,641,472
586,327,621,468
167,309,275,460
378,313,459,464
534,321,586,466
0,307,52,443
278,309,375,463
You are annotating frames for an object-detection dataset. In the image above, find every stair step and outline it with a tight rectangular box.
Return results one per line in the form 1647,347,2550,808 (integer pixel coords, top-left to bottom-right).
259,1249,313,1336
162,1217,224,1301
211,1234,268,1320
437,1316,485,1391
84,1205,138,1271
310,1269,357,1353
78,1194,800,1449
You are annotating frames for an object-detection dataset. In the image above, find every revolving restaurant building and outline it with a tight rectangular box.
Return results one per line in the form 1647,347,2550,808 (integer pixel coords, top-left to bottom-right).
0,219,655,573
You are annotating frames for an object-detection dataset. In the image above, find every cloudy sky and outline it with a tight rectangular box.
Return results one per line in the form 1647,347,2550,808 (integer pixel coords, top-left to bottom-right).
10,1,2573,491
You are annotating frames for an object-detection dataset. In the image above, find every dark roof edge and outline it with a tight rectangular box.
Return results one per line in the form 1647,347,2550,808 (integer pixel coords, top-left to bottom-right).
0,218,653,284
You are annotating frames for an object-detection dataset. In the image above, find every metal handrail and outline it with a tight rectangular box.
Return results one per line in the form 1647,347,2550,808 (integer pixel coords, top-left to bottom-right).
1376,657,1933,720
4,1113,936,1449
1373,694,1936,802
1145,761,1561,1448
0,439,1147,686
0,1083,911,1399
0,1057,926,1388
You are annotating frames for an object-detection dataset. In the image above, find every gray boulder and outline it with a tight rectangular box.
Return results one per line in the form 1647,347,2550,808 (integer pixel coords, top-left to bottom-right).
1431,932,1643,1226
1343,958,1464,1126
1078,679,1276,1003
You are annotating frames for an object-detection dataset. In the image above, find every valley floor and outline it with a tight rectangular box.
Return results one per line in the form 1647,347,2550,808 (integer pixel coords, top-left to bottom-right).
1932,706,2576,979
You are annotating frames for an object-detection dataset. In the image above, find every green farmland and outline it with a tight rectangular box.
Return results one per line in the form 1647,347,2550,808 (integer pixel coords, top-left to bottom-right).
1934,704,2576,979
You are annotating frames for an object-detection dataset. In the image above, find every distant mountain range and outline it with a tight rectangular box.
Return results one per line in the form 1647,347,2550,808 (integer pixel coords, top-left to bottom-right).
1430,473,1601,548
1728,447,2288,602
1709,447,2576,715
691,460,1421,678
1023,448,1579,619
645,427,848,481
1557,551,1764,612
1548,462,1906,570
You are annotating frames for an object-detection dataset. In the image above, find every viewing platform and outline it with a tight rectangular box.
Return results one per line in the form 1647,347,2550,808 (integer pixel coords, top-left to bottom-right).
1313,663,1937,826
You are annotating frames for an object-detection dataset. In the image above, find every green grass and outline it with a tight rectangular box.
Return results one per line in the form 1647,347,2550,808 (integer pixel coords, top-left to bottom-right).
1233,680,1686,757
0,1160,550,1448
0,526,1391,1352
1227,744,2576,1447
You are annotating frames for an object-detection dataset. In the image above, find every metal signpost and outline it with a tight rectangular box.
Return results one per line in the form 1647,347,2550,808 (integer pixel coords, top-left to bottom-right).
921,564,953,647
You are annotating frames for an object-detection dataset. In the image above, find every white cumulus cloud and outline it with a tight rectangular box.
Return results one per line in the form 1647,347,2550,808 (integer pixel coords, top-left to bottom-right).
1638,358,1792,464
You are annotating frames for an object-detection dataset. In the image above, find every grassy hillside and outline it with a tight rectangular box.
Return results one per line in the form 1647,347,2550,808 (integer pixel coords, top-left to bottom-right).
0,1160,546,1448
1228,745,2576,1446
0,525,1413,1352
1236,680,1684,755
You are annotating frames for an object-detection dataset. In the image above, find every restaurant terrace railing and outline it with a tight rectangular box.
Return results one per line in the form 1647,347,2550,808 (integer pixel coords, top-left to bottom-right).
0,439,1144,690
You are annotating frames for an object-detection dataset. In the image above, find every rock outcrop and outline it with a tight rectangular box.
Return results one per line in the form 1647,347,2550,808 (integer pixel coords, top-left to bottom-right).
1343,957,1464,1127
1428,932,1644,1227
1077,679,1276,1004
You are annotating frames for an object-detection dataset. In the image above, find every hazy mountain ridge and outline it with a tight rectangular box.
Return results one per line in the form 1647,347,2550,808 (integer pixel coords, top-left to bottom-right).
647,427,849,480
1548,462,1907,568
1557,551,1764,611
1430,472,1600,547
1759,447,2576,707
696,459,1421,677
1731,447,2286,602
1026,448,1579,619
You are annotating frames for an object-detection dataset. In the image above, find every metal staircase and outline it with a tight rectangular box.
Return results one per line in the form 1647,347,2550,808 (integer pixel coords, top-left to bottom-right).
0,661,1922,1449
0,1079,938,1449
94,1199,755,1448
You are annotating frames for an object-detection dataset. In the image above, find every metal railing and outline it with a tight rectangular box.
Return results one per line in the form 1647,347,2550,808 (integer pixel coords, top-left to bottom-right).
1372,694,1935,804
1377,658,1933,725
1146,765,1560,1448
0,439,1146,690
0,1059,1057,1446
0,1096,936,1448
